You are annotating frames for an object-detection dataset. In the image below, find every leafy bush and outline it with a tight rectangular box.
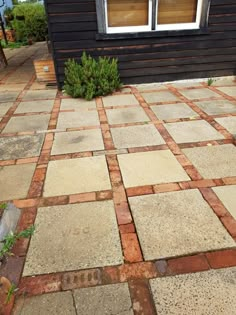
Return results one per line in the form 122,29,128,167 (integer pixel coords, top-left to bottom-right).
12,3,47,42
63,53,122,100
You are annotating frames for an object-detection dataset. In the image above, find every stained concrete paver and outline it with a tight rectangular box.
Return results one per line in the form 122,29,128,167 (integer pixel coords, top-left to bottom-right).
22,89,57,100
216,86,236,97
142,91,180,103
106,107,150,125
180,88,220,99
0,91,20,102
213,185,236,219
102,94,139,107
111,124,165,149
164,120,224,143
74,283,133,315
215,116,236,136
129,190,235,260
2,114,50,133
182,144,236,179
51,129,104,155
57,111,100,129
23,201,123,275
0,163,36,201
61,98,96,110
15,100,54,113
118,150,189,187
195,99,236,115
44,156,111,196
151,103,197,120
13,292,76,315
0,102,12,116
150,267,236,315
0,134,44,160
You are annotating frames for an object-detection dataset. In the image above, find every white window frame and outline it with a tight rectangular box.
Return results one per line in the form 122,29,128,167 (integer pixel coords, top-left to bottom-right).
104,0,204,34
156,0,203,31
105,0,152,34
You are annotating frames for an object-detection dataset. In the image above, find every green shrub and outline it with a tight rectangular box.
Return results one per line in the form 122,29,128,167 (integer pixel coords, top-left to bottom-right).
63,53,122,100
12,3,47,42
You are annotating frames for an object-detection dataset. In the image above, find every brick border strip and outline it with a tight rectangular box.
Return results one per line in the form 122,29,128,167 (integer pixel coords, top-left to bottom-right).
16,248,236,297
96,96,144,264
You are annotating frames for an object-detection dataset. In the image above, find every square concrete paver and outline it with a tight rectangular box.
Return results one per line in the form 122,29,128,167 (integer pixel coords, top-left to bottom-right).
182,144,236,179
2,114,50,133
23,201,123,275
106,107,150,125
13,292,76,315
0,163,36,201
57,111,99,129
212,185,236,220
51,129,104,155
0,91,19,102
216,86,236,97
195,99,236,115
102,94,139,107
135,83,166,91
0,102,12,116
44,156,111,196
111,124,165,149
164,120,224,143
215,116,236,137
129,190,235,260
142,91,180,103
0,83,26,92
118,150,189,187
74,283,133,315
151,103,197,120
61,98,96,110
180,88,220,100
212,77,236,86
15,100,54,113
150,267,236,315
171,82,203,88
0,134,44,160
22,89,57,100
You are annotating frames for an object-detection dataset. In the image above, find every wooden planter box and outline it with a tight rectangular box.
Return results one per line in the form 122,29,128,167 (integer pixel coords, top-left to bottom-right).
33,54,56,82
0,29,16,42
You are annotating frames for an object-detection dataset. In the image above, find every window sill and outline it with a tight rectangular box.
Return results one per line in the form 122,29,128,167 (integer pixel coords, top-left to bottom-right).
96,28,209,41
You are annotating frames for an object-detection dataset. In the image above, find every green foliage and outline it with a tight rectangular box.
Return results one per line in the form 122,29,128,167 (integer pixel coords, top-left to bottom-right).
0,226,35,259
0,203,7,210
11,3,47,42
5,283,17,304
207,78,214,86
63,53,122,100
0,39,27,49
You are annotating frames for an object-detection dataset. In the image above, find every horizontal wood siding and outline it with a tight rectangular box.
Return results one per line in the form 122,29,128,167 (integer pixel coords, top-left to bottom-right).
45,0,236,87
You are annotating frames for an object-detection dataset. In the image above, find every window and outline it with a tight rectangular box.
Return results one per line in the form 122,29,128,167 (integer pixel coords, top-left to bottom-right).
96,0,210,34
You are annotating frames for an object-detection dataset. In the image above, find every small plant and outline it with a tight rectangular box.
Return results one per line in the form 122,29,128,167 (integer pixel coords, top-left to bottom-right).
63,52,122,100
5,283,17,304
0,203,7,211
0,225,35,259
207,78,214,86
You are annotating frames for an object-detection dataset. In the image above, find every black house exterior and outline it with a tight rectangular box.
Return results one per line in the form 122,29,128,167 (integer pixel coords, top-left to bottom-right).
44,0,236,88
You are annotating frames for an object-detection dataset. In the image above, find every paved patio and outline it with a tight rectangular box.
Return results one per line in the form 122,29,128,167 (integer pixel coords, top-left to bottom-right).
0,43,236,314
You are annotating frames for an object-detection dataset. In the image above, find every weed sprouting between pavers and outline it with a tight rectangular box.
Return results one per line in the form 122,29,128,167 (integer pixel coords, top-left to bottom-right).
0,225,35,259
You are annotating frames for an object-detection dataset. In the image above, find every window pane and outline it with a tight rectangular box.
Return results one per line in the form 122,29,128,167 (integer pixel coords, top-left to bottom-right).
107,0,149,27
158,0,198,24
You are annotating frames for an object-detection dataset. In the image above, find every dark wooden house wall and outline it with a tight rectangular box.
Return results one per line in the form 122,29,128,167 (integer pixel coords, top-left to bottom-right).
45,0,236,88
